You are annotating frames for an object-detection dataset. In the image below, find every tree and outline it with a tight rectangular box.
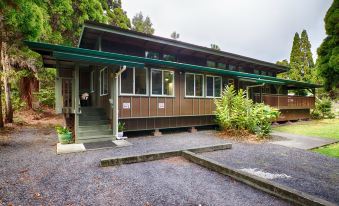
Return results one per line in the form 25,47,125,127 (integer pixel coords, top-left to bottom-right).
211,44,220,51
300,30,314,82
276,59,289,79
131,12,154,35
1,0,50,123
103,0,131,30
317,0,339,97
289,32,303,81
171,31,179,40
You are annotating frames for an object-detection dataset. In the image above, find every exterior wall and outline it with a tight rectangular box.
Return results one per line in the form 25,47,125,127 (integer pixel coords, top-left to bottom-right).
278,109,311,121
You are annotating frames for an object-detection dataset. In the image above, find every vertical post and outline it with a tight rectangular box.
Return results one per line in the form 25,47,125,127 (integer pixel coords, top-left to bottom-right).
112,71,119,138
55,63,62,114
74,64,80,141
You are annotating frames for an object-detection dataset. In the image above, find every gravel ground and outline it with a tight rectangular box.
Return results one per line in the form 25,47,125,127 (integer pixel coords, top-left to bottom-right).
202,143,339,205
0,127,288,206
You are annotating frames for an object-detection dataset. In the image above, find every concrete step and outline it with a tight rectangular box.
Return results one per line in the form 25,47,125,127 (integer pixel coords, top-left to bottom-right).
78,129,113,137
76,134,114,143
78,125,111,132
79,115,108,121
79,119,110,126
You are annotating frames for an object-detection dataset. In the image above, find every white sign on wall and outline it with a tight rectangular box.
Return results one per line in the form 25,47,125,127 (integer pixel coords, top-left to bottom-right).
158,102,165,109
123,102,130,109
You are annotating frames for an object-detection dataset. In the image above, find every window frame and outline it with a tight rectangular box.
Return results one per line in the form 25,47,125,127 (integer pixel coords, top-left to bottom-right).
206,75,222,98
119,67,148,96
184,73,204,98
90,70,95,93
99,67,108,96
150,68,175,97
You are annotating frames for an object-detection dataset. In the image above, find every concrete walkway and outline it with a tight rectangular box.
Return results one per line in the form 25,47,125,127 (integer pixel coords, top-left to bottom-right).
271,131,338,150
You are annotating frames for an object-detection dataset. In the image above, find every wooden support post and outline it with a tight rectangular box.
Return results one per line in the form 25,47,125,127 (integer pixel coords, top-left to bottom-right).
112,70,119,139
188,127,197,133
74,64,80,141
153,129,162,136
55,62,62,114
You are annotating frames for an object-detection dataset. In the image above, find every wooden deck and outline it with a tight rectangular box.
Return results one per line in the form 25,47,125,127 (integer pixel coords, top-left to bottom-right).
255,94,315,110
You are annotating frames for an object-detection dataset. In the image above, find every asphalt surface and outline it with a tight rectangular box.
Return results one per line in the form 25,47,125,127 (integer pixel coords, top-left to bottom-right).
202,142,339,205
0,127,289,206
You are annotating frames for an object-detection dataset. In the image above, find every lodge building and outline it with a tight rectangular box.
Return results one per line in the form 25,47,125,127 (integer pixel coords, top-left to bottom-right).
26,21,320,143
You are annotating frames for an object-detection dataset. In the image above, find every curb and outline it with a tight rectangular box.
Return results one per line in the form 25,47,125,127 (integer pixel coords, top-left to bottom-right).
181,151,336,206
100,143,232,167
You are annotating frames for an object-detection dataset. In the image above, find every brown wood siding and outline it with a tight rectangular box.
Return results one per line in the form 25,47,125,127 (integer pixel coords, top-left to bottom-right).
118,70,217,119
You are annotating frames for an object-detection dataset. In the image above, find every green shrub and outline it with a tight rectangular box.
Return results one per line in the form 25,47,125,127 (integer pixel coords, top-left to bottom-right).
35,87,55,107
311,97,335,119
215,85,280,138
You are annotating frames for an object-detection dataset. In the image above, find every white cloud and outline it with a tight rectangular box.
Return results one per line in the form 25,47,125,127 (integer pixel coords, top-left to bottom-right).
123,0,332,63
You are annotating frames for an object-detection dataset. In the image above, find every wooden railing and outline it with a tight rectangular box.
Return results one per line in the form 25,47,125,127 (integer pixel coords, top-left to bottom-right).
254,94,315,109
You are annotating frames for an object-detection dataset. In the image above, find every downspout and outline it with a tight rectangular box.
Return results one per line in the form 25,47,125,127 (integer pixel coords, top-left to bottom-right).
112,65,126,138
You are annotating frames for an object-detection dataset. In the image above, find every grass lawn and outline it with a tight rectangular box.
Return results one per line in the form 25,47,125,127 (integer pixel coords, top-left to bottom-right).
313,143,339,158
273,119,339,140
273,119,339,158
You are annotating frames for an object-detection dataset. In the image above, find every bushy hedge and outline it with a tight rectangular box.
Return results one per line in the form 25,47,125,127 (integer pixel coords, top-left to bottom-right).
311,97,335,119
215,85,280,137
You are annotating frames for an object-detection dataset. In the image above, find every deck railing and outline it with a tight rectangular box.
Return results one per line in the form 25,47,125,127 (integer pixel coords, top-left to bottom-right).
254,94,315,109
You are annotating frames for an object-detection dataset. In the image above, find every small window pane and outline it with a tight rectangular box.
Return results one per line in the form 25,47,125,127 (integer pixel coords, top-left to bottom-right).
135,69,147,95
254,69,260,74
218,63,226,69
163,54,176,62
239,67,245,72
268,72,273,76
186,74,194,96
207,60,216,68
121,67,133,94
229,65,235,70
214,77,221,97
195,75,203,96
152,70,162,95
163,71,174,95
207,77,214,97
261,71,267,76
145,51,159,59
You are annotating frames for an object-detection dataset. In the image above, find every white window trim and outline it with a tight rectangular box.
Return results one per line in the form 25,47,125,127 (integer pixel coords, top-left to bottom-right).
119,67,148,96
90,70,94,93
150,68,175,97
99,67,108,96
206,75,222,98
185,73,204,98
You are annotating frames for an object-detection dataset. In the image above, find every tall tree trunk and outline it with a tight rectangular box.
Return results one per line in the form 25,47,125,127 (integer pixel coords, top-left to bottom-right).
1,41,13,123
0,82,4,128
0,15,4,127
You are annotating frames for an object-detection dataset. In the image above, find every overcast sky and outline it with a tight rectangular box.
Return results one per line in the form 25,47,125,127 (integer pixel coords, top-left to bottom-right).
123,0,332,63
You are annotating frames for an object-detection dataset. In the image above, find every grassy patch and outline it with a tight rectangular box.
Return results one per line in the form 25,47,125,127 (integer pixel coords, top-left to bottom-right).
313,143,339,158
273,119,339,140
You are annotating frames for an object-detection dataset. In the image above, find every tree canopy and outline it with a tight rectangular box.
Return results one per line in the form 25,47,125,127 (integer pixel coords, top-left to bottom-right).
317,0,339,94
131,12,154,35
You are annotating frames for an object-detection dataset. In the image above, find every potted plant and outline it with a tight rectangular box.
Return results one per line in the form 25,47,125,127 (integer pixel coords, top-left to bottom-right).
118,122,125,138
55,125,72,144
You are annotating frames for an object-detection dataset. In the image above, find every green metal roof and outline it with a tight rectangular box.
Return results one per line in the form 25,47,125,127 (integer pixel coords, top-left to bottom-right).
53,51,144,68
25,41,321,89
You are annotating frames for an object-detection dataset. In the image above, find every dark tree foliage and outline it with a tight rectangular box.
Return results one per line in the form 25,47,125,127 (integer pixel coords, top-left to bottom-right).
317,0,339,97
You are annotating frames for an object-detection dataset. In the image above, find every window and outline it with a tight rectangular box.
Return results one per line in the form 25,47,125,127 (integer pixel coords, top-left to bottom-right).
145,51,159,59
217,63,226,69
100,67,108,96
254,69,260,75
228,64,236,71
267,72,273,76
120,67,148,95
261,71,267,76
90,71,94,93
239,67,245,72
151,69,174,96
206,76,222,98
207,60,216,68
163,54,176,62
185,73,204,97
